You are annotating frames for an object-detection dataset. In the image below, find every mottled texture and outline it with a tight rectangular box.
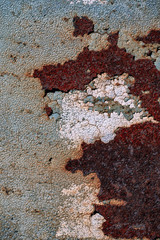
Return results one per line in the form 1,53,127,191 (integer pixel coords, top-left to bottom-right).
33,33,160,121
48,73,152,147
66,122,160,239
1,0,160,239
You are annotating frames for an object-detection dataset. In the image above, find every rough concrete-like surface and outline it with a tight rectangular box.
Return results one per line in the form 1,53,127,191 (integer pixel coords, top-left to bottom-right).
0,0,160,239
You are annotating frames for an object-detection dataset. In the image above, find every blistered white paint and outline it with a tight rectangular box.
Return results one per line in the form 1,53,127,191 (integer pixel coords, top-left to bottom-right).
90,73,134,106
47,73,154,148
56,183,106,239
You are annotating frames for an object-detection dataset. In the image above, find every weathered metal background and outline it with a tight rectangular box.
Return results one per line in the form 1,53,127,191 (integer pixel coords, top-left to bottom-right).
0,0,160,239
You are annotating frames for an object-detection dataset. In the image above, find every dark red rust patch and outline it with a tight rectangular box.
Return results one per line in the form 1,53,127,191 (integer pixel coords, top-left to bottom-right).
66,122,160,239
33,32,160,121
107,31,119,46
73,16,94,37
136,30,160,44
44,105,53,116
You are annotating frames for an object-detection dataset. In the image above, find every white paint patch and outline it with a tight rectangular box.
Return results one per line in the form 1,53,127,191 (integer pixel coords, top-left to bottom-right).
48,73,154,148
56,183,106,239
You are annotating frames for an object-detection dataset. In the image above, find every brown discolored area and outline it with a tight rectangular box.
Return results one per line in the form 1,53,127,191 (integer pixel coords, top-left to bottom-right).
66,122,160,239
136,30,160,44
73,16,94,37
44,104,53,116
33,32,160,121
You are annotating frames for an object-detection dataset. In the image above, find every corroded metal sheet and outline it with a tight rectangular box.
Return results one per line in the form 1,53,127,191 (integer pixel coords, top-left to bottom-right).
0,0,160,239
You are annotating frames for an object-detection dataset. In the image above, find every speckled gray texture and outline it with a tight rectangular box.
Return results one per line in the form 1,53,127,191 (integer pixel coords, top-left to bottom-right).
0,0,160,239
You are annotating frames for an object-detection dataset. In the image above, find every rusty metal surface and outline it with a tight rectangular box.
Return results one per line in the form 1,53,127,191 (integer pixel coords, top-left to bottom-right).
0,0,160,239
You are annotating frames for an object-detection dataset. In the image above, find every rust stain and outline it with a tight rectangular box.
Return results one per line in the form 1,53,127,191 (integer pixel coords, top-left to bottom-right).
31,27,160,238
73,16,94,37
65,122,160,239
33,31,160,121
136,30,160,44
107,31,119,46
44,104,53,117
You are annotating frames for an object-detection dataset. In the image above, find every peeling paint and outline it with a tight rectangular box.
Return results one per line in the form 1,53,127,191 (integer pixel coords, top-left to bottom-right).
1,0,160,239
117,30,160,61
56,183,106,239
33,32,160,121
66,122,160,239
47,73,154,148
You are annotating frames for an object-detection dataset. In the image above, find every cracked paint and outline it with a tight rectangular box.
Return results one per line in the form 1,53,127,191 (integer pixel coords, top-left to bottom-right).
56,182,106,239
44,30,160,239
45,73,154,148
33,32,160,121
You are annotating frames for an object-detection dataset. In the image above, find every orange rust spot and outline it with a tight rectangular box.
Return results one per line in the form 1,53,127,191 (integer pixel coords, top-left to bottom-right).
106,199,127,206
